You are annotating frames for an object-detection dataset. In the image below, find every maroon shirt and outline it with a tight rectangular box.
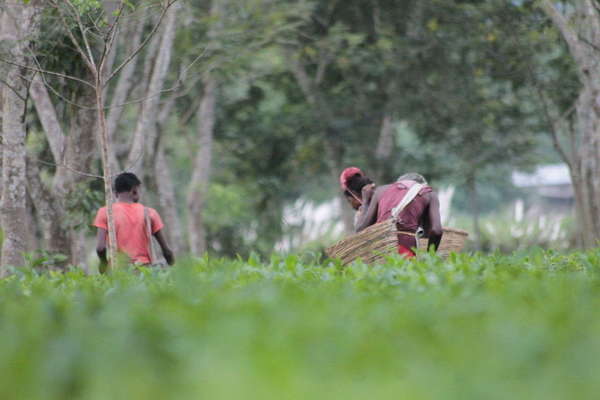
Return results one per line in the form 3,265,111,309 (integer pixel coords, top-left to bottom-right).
376,182,433,250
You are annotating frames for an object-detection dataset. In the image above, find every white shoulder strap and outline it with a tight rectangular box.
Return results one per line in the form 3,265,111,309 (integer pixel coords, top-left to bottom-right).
144,207,157,264
391,183,424,221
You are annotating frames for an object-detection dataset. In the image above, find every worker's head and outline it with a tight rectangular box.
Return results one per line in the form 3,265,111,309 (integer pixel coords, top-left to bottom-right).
339,167,363,191
343,174,373,210
114,172,142,202
397,172,428,185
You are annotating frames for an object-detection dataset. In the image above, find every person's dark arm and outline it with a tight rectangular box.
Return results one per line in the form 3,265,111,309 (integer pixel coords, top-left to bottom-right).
153,229,175,265
361,183,376,204
355,186,386,232
96,228,108,273
425,192,443,251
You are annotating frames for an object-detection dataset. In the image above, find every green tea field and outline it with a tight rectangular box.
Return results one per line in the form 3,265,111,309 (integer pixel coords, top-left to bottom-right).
2,251,600,399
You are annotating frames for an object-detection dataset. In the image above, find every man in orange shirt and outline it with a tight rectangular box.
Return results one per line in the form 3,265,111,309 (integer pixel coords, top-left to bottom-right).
94,172,175,272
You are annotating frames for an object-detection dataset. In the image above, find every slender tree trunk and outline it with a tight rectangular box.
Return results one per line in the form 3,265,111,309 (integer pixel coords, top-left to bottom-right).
570,171,587,248
95,71,118,271
374,113,394,182
0,1,40,272
141,86,182,254
30,74,65,163
25,193,38,251
467,175,481,250
127,3,178,177
105,14,145,171
101,1,120,82
187,76,216,254
155,143,183,254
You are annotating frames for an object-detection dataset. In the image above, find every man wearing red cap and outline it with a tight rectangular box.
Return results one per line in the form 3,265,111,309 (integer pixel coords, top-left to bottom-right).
355,172,443,258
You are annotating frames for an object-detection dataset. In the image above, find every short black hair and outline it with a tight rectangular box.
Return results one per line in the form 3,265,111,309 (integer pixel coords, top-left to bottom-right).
114,172,141,193
344,173,373,197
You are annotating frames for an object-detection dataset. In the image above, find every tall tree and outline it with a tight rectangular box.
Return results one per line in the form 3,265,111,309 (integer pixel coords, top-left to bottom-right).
539,0,600,247
187,0,221,255
0,0,41,272
126,3,179,178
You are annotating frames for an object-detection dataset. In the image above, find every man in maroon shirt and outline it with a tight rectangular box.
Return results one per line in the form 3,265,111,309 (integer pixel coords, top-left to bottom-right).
355,173,443,258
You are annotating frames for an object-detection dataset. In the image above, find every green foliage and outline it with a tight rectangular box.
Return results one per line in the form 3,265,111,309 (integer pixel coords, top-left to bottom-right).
2,251,600,398
24,0,582,256
71,0,102,14
63,182,104,232
22,251,68,271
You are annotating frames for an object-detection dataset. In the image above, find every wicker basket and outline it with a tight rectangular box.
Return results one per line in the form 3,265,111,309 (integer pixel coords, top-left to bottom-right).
326,219,468,265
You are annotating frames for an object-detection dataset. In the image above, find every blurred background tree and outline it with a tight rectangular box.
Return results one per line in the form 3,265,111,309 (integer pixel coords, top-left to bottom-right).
0,0,592,266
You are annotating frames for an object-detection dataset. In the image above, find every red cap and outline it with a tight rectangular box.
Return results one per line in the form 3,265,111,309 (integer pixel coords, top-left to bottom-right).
339,167,364,191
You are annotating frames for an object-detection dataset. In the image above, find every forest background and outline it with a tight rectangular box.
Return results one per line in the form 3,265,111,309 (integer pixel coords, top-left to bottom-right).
0,0,598,271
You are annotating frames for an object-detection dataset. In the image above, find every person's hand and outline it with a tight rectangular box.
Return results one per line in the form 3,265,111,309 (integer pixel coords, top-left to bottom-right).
98,258,108,274
164,249,175,266
361,183,376,203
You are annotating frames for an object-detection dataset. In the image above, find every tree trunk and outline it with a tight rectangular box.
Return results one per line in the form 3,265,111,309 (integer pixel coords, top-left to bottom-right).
29,72,73,260
540,0,600,247
26,154,70,255
374,113,394,182
0,1,40,272
155,143,183,255
570,171,588,248
25,193,38,251
95,70,118,272
126,3,178,177
105,14,145,171
0,85,29,269
571,87,600,247
187,76,216,254
467,175,481,250
30,64,97,266
30,74,65,163
52,70,99,266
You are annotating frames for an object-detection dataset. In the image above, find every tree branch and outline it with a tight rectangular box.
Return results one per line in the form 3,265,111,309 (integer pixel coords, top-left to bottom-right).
48,0,96,72
0,57,96,89
0,78,27,102
64,0,98,71
29,73,66,163
99,0,127,76
30,158,103,180
105,1,178,84
533,83,573,169
539,0,589,66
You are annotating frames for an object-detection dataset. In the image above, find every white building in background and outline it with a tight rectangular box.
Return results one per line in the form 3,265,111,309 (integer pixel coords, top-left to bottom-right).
512,163,574,216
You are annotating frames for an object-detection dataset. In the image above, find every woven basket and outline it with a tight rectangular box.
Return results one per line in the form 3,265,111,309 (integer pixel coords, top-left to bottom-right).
326,219,468,265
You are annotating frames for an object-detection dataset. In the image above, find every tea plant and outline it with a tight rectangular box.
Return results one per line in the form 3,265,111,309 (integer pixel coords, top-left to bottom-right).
1,250,600,399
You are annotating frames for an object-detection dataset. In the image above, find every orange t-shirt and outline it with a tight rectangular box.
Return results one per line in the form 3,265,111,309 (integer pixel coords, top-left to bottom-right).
93,202,164,264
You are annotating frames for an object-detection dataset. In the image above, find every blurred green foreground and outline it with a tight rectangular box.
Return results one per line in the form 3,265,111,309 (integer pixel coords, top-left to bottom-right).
2,251,600,400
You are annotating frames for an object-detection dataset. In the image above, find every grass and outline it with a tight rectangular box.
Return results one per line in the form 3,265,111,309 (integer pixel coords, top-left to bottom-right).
2,250,600,399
